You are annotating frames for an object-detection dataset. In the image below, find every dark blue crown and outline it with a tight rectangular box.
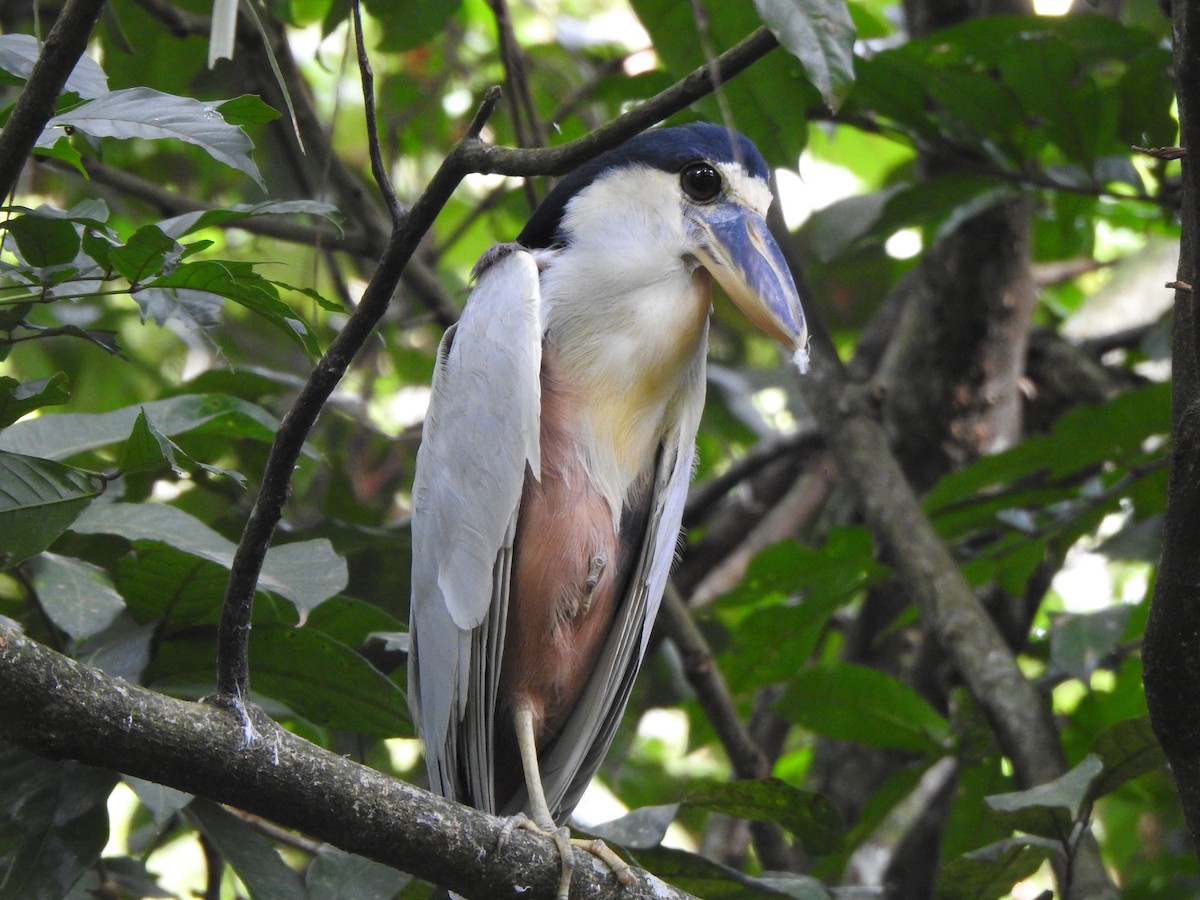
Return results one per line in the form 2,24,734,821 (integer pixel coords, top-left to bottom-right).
518,123,769,250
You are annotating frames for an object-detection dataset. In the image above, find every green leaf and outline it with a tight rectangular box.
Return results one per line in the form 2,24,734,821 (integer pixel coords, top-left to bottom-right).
305,844,412,899
305,595,407,648
0,746,118,900
753,0,856,111
44,87,265,189
586,804,679,849
933,835,1060,900
151,624,410,736
123,775,193,828
115,410,245,483
28,553,126,640
2,213,81,268
0,450,106,568
216,94,282,127
777,662,950,754
626,846,797,898
144,260,321,356
685,779,843,855
0,33,109,98
0,394,282,461
1091,716,1167,798
1049,606,1132,682
0,373,70,427
188,799,307,900
107,224,179,284
70,502,347,621
986,754,1102,824
156,199,341,240
365,0,463,52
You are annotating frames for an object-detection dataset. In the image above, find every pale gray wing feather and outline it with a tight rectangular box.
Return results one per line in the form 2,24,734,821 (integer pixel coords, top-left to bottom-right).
408,250,542,805
534,345,708,820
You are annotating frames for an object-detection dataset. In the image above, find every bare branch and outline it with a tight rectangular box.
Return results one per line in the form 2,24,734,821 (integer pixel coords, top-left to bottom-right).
0,626,695,900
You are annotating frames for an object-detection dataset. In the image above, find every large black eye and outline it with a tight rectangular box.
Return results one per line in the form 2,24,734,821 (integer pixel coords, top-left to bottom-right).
680,162,722,202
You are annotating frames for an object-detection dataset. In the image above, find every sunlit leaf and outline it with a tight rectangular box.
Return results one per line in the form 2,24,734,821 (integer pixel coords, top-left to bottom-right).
753,0,855,110
71,501,347,620
44,87,265,188
0,394,282,461
0,33,109,98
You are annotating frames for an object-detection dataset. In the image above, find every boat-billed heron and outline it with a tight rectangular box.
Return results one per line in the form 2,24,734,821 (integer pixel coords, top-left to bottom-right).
408,122,808,896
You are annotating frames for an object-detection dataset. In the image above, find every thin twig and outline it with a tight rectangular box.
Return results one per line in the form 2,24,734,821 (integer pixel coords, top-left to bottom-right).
351,0,402,223
0,0,109,201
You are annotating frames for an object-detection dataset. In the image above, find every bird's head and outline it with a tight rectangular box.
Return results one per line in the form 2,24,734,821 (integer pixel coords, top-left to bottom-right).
519,122,809,370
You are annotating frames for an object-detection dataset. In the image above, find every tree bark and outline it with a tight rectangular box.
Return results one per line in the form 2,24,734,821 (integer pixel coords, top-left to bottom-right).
0,626,693,900
1143,0,1200,859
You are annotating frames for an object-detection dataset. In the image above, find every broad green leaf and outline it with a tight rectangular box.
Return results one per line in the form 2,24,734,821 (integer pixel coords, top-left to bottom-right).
753,0,856,111
626,846,796,898
0,33,109,98
585,804,680,849
0,373,70,427
0,746,118,900
777,662,950,754
188,799,306,900
156,199,341,240
28,553,125,640
115,410,245,484
365,0,463,52
116,410,186,476
685,779,843,855
123,776,193,828
630,0,814,166
306,844,412,899
1092,716,1167,798
44,87,265,189
1049,606,1133,682
107,224,179,284
133,286,224,329
305,595,407,648
144,260,321,356
217,94,282,127
150,624,410,736
116,544,241,629
2,213,81,268
986,754,1102,823
0,451,106,568
933,836,1060,900
70,502,347,620
0,394,281,461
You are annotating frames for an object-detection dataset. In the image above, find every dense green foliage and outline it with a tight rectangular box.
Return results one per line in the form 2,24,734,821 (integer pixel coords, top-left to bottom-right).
0,0,1191,897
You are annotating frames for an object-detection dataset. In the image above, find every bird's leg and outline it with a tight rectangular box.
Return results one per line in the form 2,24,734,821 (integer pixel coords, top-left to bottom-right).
499,704,634,899
578,552,608,615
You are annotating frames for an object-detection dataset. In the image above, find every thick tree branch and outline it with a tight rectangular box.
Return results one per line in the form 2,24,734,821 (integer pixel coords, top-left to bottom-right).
0,0,108,201
1143,0,1200,858
0,626,694,900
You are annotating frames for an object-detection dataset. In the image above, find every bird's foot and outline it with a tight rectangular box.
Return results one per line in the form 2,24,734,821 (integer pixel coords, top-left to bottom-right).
498,813,575,899
498,815,634,899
